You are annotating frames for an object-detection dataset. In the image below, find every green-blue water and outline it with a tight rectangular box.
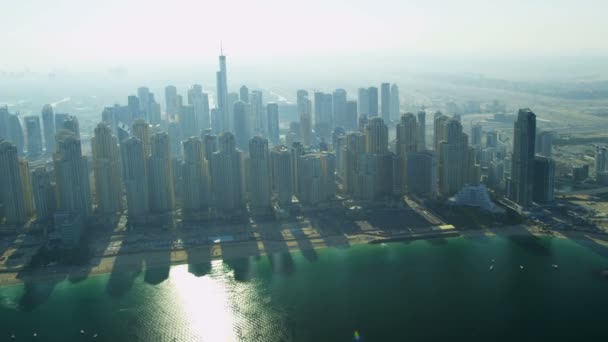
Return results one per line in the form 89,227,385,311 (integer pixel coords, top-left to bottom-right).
1,235,608,341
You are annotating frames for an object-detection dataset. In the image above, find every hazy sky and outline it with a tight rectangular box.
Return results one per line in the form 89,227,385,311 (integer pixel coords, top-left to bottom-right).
2,0,607,70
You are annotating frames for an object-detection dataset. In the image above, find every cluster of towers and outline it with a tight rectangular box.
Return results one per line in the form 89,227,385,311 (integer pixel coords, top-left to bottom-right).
0,52,560,240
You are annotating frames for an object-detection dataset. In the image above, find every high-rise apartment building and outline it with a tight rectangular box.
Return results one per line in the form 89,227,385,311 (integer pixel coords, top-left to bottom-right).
91,123,123,214
0,141,30,224
267,103,280,145
210,132,244,211
380,83,390,122
122,137,149,218
54,131,92,216
41,104,55,154
24,116,43,158
248,136,271,209
148,132,175,212
271,145,293,206
509,108,536,206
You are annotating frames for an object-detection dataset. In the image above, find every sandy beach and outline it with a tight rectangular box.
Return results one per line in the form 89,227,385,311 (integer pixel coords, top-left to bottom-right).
1,224,607,287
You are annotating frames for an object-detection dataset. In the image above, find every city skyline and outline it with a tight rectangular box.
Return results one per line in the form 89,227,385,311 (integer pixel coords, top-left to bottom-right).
3,3,608,341
0,50,560,234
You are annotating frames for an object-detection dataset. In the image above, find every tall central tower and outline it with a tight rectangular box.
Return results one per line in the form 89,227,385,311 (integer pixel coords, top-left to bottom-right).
216,47,229,133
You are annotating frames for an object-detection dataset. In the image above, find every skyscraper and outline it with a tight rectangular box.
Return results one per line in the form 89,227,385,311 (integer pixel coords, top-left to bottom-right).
396,113,418,192
227,92,239,131
267,103,280,145
41,104,55,154
486,130,498,148
298,91,312,146
509,108,536,206
180,104,198,139
535,130,553,157
137,86,151,121
407,151,437,198
417,111,426,151
298,152,336,205
210,132,244,211
233,100,251,152
271,145,293,206
54,113,69,134
250,90,265,136
290,142,305,197
128,95,141,123
6,113,24,156
62,115,80,138
216,51,229,133
433,112,447,152
211,108,221,134
533,156,555,203
471,123,482,146
390,84,400,120
314,92,333,139
168,122,182,159
202,131,218,161
122,137,149,218
438,118,472,196
240,85,249,103
367,87,379,117
396,113,418,155
182,137,210,211
31,167,56,222
345,100,358,131
332,89,347,129
188,85,211,132
132,119,152,157
365,117,388,154
380,83,391,122
148,132,175,212
24,116,43,158
0,141,29,224
54,131,92,216
91,123,123,214
358,88,369,117
0,106,8,141
165,85,178,120
248,136,271,209
596,146,608,177
343,132,366,195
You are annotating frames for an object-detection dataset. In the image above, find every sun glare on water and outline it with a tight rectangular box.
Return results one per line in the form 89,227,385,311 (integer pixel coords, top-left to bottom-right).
168,261,237,341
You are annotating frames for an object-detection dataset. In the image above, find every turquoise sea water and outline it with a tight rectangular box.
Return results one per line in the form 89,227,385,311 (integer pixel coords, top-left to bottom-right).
1,235,608,341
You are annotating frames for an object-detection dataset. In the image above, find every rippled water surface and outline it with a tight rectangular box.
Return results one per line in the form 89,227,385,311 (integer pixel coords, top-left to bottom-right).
1,235,608,341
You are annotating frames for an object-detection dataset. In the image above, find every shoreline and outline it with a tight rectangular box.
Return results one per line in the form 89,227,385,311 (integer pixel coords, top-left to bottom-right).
1,225,607,287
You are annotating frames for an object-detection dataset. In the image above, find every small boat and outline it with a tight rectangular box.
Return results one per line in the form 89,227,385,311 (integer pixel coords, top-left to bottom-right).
489,265,494,271
552,264,559,269
11,335,15,339
33,332,38,337
80,330,85,334
93,333,98,338
520,265,524,270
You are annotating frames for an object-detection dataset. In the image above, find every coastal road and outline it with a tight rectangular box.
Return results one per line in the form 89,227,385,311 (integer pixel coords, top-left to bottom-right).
403,196,445,226
557,187,608,196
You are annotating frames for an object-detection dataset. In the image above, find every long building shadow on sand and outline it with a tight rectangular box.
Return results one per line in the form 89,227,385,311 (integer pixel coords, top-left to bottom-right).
105,227,144,298
220,221,262,281
67,221,115,284
175,225,213,278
